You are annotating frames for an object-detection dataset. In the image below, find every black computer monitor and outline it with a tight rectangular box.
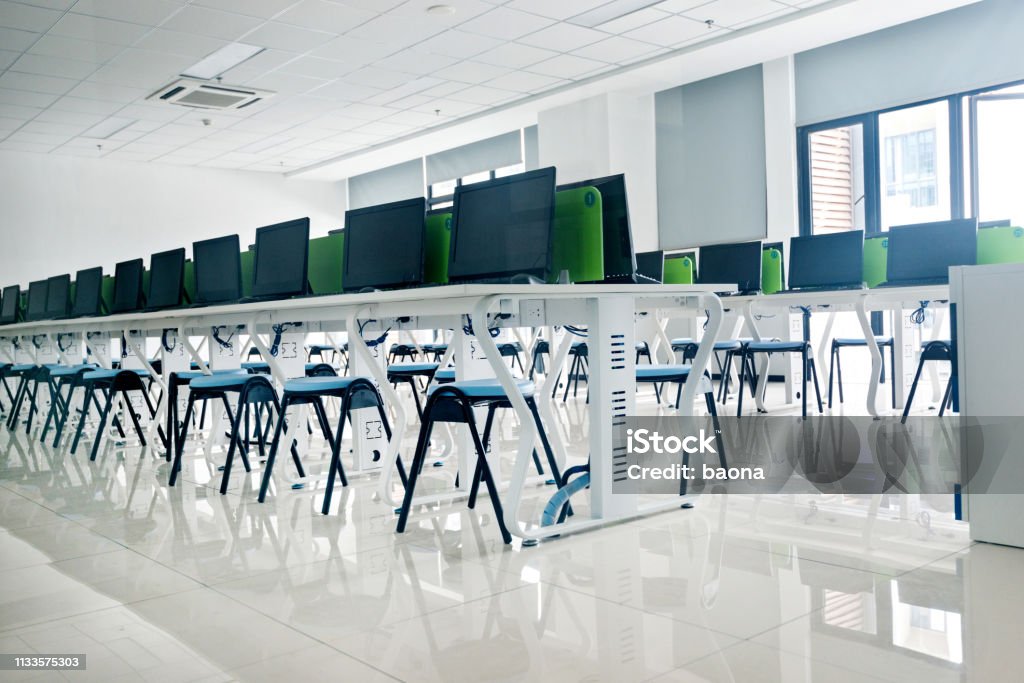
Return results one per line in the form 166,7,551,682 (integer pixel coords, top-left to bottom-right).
251,218,310,298
193,234,242,304
635,250,664,283
788,230,865,289
26,280,48,322
146,247,185,310
112,258,144,313
979,219,1012,228
448,167,556,283
557,174,636,283
45,274,71,319
886,218,978,284
343,197,425,292
71,267,104,317
0,285,20,324
698,241,763,293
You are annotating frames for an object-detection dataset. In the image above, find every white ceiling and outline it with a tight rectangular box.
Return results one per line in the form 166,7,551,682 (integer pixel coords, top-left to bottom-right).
0,0,830,173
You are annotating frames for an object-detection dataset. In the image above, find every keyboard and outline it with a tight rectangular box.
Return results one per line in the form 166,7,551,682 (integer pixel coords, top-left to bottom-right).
874,278,948,288
773,284,866,294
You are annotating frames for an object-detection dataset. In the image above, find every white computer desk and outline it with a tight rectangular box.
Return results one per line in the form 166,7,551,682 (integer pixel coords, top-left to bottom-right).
0,283,727,541
722,284,951,417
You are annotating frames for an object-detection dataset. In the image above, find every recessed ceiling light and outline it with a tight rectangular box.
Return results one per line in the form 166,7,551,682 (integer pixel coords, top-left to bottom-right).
82,116,136,139
426,5,456,15
182,43,264,80
568,0,664,28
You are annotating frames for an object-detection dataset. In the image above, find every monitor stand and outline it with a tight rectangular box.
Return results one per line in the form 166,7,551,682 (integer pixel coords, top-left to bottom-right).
510,273,544,285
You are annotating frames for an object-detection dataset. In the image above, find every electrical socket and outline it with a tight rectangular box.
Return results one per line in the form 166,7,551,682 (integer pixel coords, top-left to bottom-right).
519,299,545,326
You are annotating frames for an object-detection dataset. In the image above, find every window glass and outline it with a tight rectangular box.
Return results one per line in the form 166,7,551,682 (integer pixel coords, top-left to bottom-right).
879,101,950,229
974,84,1024,225
808,123,866,234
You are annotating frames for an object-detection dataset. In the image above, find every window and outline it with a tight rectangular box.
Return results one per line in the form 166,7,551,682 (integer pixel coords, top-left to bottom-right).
806,122,867,234
426,162,526,211
970,83,1024,225
879,100,950,229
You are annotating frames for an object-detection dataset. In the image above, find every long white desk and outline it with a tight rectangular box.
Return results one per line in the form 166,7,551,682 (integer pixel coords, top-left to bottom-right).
0,283,725,541
722,284,950,417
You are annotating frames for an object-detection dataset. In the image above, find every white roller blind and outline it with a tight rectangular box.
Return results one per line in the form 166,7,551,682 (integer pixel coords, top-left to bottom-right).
347,159,424,210
655,65,767,250
425,131,522,185
523,125,539,171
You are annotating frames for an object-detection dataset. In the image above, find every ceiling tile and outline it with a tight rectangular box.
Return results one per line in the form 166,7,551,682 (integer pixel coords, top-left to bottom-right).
0,86,59,108
388,0,495,24
354,119,412,137
19,120,88,137
410,97,483,117
241,21,337,52
219,48,299,80
0,102,44,120
731,5,795,29
421,80,468,97
378,92,433,110
70,0,186,27
0,49,22,70
374,50,459,76
344,14,448,45
488,70,566,93
528,53,607,79
305,79,384,103
572,35,662,63
682,0,786,28
160,5,264,41
6,130,74,145
67,80,149,103
0,140,59,153
32,108,105,126
414,29,503,59
656,0,715,11
48,13,152,46
328,0,404,12
192,0,305,19
341,66,418,90
335,102,402,121
13,0,77,9
247,71,331,95
505,0,608,20
88,49,192,89
447,84,517,105
275,0,375,34
473,42,558,69
27,34,124,62
362,76,443,105
276,55,350,80
381,108,442,127
0,70,78,95
433,60,511,85
132,29,229,59
48,95,124,115
0,2,63,32
458,6,555,40
10,52,100,80
518,22,609,51
311,36,396,65
0,27,40,51
623,14,714,45
596,7,671,33
0,116,24,132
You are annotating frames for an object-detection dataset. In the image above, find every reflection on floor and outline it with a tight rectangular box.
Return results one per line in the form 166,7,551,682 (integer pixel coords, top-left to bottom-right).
0,378,1019,682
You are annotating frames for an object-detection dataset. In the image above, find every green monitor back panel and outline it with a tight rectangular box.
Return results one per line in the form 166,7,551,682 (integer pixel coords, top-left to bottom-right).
557,174,636,282
551,186,604,284
664,253,695,284
977,226,1024,265
761,245,784,294
863,235,888,288
307,233,345,295
425,212,452,284
240,249,254,298
101,275,115,313
183,259,196,303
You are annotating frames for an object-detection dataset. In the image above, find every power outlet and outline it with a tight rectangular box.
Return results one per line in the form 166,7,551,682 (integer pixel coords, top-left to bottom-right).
520,299,545,326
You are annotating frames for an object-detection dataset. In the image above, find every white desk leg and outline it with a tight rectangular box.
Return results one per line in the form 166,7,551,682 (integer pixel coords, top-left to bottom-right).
816,312,836,392
742,301,768,412
653,313,675,365
535,330,575,473
856,296,881,419
680,294,724,416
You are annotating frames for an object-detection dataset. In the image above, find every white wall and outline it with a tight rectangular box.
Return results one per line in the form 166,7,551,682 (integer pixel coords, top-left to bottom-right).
0,152,346,286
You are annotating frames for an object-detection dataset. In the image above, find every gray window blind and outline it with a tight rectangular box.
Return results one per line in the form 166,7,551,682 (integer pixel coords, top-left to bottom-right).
347,159,424,210
425,131,522,185
523,125,539,171
655,65,767,250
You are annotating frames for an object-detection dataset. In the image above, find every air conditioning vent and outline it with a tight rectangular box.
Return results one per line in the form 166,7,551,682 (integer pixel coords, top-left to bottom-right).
147,79,275,110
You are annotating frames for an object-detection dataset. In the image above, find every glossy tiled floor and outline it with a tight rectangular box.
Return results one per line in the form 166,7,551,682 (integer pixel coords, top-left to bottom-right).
0,378,1021,682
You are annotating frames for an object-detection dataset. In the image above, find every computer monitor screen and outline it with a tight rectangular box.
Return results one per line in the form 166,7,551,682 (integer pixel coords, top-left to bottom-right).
886,218,978,283
558,174,636,282
698,241,763,293
448,167,556,283
635,250,664,283
147,247,185,310
26,280,48,321
45,274,71,319
1,285,20,324
251,218,310,298
112,258,144,313
343,197,425,292
788,231,864,289
71,267,104,317
193,235,242,304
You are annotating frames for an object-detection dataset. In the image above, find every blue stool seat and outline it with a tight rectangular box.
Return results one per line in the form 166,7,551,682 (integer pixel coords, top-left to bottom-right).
388,362,439,375
174,369,248,381
11,364,36,372
242,361,270,372
434,368,456,382
190,374,252,391
83,368,149,381
834,336,893,347
428,378,534,399
714,340,743,351
746,340,807,353
636,364,692,382
571,341,586,349
422,343,447,352
283,376,357,394
670,338,692,346
49,364,96,377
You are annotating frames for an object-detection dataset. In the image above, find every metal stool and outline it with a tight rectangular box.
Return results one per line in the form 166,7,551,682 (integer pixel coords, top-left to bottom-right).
738,340,823,418
902,340,954,424
829,336,896,409
387,362,439,419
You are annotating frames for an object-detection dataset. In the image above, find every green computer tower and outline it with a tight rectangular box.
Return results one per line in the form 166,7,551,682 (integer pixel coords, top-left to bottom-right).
551,186,604,283
863,235,888,288
977,226,1024,265
761,248,783,294
424,212,452,284
308,233,345,295
664,254,695,284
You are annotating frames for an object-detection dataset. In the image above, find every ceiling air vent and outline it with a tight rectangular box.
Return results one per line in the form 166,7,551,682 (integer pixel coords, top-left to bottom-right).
147,79,275,110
